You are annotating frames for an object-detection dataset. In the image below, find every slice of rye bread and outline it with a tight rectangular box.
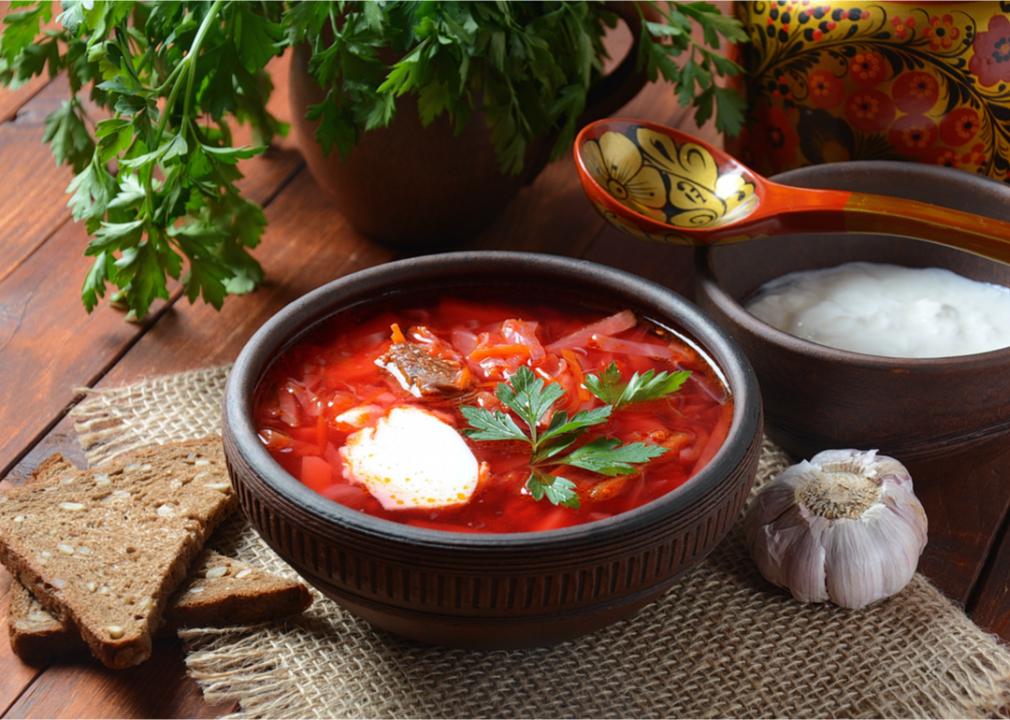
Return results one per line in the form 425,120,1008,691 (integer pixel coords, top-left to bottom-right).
7,457,309,663
0,439,236,668
9,550,313,663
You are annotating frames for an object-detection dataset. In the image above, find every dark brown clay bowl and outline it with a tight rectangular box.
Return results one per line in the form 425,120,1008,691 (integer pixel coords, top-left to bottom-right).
223,252,762,648
696,161,1010,484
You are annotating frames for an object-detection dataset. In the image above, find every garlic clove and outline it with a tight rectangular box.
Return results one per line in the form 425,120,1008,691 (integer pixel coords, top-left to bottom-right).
822,514,891,609
782,510,829,603
881,483,929,550
749,506,809,597
743,460,815,528
745,479,799,530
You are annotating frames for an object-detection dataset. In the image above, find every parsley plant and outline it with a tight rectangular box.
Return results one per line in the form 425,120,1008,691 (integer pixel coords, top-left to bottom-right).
0,1,745,318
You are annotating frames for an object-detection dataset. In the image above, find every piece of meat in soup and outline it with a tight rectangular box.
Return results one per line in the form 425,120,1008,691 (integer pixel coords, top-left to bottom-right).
376,342,470,397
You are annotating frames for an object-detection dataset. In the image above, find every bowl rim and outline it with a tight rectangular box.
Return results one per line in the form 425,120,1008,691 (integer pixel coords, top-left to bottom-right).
698,160,1010,370
225,251,761,550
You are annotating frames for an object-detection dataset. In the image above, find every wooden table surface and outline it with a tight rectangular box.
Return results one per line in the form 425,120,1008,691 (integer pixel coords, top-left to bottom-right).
2,34,1010,720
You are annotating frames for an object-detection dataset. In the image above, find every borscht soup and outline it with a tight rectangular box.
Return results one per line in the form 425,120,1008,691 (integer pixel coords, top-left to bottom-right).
253,294,733,533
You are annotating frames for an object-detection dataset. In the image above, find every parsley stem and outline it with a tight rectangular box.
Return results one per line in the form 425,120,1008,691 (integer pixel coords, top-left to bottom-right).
155,0,225,142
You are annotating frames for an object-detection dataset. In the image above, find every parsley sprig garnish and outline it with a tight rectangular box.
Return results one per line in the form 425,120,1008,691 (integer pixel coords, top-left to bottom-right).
583,363,691,409
462,364,689,509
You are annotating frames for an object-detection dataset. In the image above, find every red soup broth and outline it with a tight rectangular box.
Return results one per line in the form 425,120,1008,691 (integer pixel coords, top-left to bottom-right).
253,295,733,533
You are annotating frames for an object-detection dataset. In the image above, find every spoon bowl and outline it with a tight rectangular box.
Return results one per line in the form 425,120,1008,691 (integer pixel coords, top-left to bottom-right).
576,118,762,234
574,118,1010,263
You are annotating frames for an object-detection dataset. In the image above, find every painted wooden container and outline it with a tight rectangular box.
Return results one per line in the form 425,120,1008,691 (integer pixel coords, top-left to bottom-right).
731,1,1010,183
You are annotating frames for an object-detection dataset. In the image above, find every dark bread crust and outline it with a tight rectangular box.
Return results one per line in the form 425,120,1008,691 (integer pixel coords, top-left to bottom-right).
6,456,84,663
8,551,312,663
8,579,86,663
170,554,312,627
0,438,236,669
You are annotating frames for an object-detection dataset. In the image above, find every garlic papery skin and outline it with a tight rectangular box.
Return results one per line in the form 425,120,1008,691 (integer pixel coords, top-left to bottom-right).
744,449,927,610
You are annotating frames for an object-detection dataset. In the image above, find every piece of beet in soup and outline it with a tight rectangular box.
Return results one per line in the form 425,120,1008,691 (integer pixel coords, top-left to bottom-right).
253,295,733,533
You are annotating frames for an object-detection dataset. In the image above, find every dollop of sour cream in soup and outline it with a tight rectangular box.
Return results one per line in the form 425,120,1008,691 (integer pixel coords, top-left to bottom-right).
746,262,1010,358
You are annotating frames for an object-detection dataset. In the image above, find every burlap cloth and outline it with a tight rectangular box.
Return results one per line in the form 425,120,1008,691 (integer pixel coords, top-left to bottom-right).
68,366,1010,719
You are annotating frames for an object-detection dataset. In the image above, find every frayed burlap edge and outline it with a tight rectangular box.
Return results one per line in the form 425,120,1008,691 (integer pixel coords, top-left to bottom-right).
72,365,230,462
71,366,1010,719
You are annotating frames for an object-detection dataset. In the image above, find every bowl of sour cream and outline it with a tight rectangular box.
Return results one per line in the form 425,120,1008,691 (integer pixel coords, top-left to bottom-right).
696,160,1010,494
747,262,1010,359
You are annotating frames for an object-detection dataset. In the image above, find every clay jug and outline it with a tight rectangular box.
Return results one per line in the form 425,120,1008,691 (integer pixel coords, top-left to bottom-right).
289,4,651,246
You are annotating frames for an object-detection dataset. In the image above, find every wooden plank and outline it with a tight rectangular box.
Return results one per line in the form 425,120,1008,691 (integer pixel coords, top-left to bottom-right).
971,520,1010,638
917,457,1010,606
3,641,234,719
0,75,50,125
0,596,39,718
0,77,78,283
0,224,159,475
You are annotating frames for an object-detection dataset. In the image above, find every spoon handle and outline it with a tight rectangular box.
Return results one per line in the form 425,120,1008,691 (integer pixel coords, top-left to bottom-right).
842,192,1010,264
763,183,1010,264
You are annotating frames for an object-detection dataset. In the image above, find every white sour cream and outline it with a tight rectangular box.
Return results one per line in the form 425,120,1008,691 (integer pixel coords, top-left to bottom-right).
745,262,1010,358
340,406,479,511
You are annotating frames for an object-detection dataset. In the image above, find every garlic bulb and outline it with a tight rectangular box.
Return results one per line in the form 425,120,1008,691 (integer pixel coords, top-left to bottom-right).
744,449,927,609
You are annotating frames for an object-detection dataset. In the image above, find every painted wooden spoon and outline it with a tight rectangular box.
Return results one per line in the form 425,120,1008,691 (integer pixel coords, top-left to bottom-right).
573,117,1010,263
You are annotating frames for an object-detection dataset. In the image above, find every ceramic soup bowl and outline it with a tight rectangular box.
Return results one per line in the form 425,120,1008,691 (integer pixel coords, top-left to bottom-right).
223,252,762,648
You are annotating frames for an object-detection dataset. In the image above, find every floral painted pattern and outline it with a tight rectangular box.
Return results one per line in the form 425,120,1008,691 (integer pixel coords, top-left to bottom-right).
888,115,937,156
580,132,666,221
808,69,844,107
924,14,960,51
970,15,1010,87
581,127,758,233
733,2,1010,185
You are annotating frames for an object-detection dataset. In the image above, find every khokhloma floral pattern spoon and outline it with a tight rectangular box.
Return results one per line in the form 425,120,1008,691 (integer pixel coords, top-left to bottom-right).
574,117,1010,263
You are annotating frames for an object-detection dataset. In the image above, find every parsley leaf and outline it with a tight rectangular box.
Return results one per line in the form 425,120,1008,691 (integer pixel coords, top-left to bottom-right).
584,362,691,409
0,3,52,64
534,406,612,461
638,1,746,137
42,100,93,172
495,366,565,443
558,439,667,476
526,473,580,510
580,363,624,405
461,405,528,444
